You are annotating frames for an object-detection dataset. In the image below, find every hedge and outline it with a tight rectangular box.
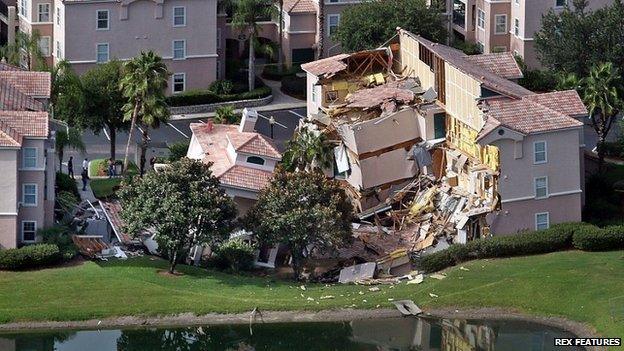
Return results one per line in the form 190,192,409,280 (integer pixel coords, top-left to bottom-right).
419,222,597,273
0,244,62,270
56,172,79,198
166,86,272,107
262,64,301,81
281,75,306,98
573,225,624,251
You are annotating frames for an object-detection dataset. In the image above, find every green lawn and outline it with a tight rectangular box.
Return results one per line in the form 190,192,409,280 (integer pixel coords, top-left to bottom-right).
88,159,139,198
90,178,123,198
0,251,622,339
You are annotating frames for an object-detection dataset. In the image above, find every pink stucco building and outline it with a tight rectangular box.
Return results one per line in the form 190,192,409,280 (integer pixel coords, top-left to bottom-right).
442,0,614,69
0,64,54,249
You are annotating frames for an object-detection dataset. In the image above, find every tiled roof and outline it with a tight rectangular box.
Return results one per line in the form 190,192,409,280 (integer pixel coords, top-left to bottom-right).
219,165,274,191
301,54,350,77
402,31,534,98
189,122,281,193
523,90,587,116
0,71,51,97
482,96,583,135
0,79,44,111
0,125,21,147
227,132,281,159
464,52,523,80
0,111,48,147
283,0,316,13
99,200,133,244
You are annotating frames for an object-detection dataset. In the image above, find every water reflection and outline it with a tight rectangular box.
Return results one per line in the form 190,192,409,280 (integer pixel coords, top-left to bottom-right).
0,317,581,351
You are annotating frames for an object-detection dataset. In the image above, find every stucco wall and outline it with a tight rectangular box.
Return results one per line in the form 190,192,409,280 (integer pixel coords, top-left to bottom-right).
0,216,18,249
0,149,18,215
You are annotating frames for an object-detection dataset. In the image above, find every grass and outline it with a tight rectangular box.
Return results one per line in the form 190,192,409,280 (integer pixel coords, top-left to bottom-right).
90,178,123,198
0,251,622,339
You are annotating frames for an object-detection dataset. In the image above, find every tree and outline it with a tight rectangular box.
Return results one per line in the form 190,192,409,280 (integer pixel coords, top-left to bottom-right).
535,0,624,77
334,0,447,52
248,170,352,280
119,51,170,174
52,63,86,127
579,62,624,170
277,0,285,72
81,60,130,160
281,124,334,172
317,0,325,59
55,127,85,173
0,30,47,70
137,96,169,176
232,0,276,91
118,158,237,274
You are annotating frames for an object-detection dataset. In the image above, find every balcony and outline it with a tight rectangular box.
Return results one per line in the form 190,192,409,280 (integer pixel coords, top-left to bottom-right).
452,0,466,29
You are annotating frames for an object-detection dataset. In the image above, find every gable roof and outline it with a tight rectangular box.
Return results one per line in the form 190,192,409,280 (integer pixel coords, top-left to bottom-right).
523,90,587,117
227,132,281,159
464,52,523,80
301,54,350,77
0,79,45,111
218,165,274,191
0,71,51,98
283,0,316,13
0,110,48,142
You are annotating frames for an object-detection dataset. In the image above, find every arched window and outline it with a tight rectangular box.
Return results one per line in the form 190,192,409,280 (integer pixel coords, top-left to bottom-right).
246,156,265,165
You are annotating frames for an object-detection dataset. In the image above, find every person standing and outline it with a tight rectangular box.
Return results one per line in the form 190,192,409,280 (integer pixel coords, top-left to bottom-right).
108,158,116,178
82,158,89,171
67,156,74,179
81,168,89,191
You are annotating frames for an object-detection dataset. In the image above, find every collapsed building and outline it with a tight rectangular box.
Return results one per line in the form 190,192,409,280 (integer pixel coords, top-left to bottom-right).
301,28,587,260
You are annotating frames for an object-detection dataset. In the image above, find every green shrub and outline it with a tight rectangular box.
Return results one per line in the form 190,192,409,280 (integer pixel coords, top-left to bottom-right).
419,222,588,272
55,172,79,198
166,86,271,107
39,226,78,261
281,75,306,97
262,64,301,80
214,105,240,124
209,79,234,95
601,141,624,158
573,225,624,251
212,239,256,272
167,141,190,162
0,244,62,270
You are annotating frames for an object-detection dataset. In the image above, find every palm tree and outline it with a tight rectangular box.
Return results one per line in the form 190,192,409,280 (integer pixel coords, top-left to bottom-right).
120,51,170,174
317,0,325,59
232,0,276,92
282,124,334,172
277,0,284,74
56,127,85,173
0,30,46,70
137,96,169,176
580,62,624,170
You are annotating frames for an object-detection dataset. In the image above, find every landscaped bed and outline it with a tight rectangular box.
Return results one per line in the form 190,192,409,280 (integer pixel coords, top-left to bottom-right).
0,251,621,339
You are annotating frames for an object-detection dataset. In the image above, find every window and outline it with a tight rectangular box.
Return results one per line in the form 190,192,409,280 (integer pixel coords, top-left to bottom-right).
56,7,60,25
246,156,265,165
535,212,549,230
22,221,36,242
38,37,51,57
22,184,37,206
216,28,221,49
38,3,50,22
96,10,109,30
494,14,507,34
173,40,186,59
328,14,340,36
96,43,109,63
173,73,185,93
534,141,547,164
514,0,519,4
311,83,316,103
477,9,485,29
19,0,28,17
56,40,62,59
513,18,520,36
22,147,37,168
173,6,186,26
555,0,567,7
535,177,548,199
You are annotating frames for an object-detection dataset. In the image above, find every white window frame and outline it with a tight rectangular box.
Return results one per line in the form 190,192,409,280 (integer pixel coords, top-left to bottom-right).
37,3,50,22
56,7,60,25
96,43,109,63
534,176,548,199
172,40,186,60
96,9,109,30
172,73,185,93
477,9,485,30
22,147,37,168
173,6,186,27
494,14,507,35
38,36,51,57
311,83,317,103
21,221,37,243
327,14,340,36
554,0,567,8
19,0,28,17
22,183,37,207
514,0,520,5
533,140,547,164
56,40,62,59
535,212,550,231
513,18,520,36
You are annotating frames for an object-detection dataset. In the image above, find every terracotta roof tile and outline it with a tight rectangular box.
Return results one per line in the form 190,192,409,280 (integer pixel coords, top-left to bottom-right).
0,110,48,138
219,165,274,191
99,200,134,244
301,54,350,77
227,132,281,159
283,0,316,13
0,127,21,147
465,52,523,80
0,79,44,111
0,71,51,97
523,90,587,116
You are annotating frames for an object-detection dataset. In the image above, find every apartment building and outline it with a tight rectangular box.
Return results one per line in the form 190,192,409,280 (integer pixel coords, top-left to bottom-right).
7,0,218,94
302,29,586,236
0,64,54,249
446,0,613,68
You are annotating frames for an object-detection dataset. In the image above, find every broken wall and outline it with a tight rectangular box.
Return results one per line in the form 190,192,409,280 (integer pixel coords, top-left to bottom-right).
399,33,435,88
444,63,485,131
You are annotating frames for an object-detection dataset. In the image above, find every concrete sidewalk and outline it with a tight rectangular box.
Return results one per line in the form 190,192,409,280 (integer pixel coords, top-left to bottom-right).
76,178,98,203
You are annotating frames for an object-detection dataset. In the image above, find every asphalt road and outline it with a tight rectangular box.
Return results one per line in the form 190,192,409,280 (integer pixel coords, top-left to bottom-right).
53,107,306,167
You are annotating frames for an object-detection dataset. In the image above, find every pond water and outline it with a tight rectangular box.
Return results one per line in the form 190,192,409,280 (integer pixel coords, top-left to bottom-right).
0,317,582,351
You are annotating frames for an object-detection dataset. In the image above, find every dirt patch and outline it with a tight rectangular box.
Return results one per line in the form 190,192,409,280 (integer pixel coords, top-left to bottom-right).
157,270,185,277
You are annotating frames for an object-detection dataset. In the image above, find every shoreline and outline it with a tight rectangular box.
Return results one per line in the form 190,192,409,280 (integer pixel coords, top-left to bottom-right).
0,307,602,342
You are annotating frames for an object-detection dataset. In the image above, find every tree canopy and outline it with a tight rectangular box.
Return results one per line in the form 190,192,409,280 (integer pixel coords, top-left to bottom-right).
334,0,447,52
119,158,237,273
281,124,334,172
535,0,624,77
248,170,352,280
